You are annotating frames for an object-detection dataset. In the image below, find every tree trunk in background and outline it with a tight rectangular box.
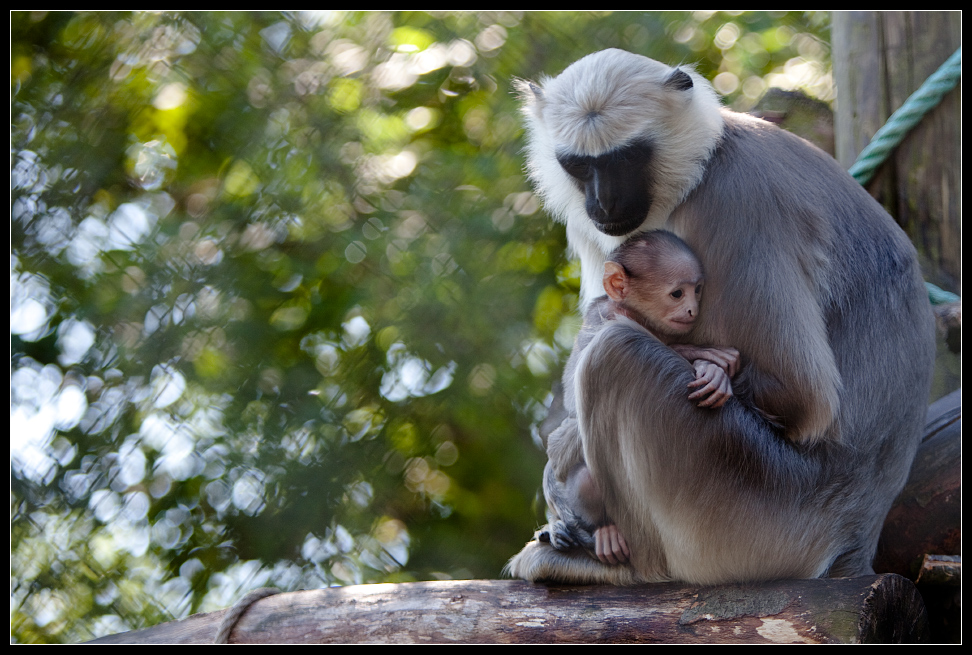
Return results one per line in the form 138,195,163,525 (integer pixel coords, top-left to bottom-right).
831,11,961,295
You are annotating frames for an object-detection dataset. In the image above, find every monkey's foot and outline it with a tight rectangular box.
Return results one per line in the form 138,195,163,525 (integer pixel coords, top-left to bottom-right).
546,519,595,553
504,538,645,585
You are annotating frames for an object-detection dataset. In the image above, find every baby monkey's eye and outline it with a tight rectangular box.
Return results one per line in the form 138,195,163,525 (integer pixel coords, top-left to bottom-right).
695,284,703,295
670,289,683,299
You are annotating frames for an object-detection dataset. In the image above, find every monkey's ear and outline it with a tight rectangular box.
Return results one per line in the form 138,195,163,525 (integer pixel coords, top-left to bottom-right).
513,78,544,106
603,262,628,301
664,69,694,92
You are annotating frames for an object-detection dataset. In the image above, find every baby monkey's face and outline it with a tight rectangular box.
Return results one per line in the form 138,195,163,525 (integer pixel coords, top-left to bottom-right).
629,257,702,338
602,251,703,340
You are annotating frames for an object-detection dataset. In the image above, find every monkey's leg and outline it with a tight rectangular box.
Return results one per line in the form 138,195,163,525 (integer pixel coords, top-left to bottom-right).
541,461,597,553
507,449,646,583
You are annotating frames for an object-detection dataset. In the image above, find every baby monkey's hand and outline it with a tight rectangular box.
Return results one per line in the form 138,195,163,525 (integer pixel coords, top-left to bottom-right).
688,359,733,408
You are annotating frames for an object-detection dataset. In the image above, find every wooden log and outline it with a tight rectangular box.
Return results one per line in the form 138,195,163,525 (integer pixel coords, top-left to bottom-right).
874,388,961,578
913,554,962,643
88,574,927,644
915,555,960,587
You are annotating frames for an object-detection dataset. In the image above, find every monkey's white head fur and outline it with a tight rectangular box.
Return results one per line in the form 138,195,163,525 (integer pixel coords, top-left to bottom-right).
517,49,724,309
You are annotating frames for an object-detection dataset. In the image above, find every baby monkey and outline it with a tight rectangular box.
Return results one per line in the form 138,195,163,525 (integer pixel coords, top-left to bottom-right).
550,230,740,565
602,229,738,407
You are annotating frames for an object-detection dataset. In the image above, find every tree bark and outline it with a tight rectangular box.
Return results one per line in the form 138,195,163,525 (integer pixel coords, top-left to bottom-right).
88,574,927,644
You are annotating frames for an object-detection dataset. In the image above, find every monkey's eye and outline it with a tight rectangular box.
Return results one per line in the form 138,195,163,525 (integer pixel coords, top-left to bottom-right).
557,154,592,180
563,162,590,179
670,289,683,299
695,284,703,296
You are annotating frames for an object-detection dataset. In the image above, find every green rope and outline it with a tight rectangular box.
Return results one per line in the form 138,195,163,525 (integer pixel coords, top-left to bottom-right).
846,47,962,306
927,283,960,305
848,47,962,186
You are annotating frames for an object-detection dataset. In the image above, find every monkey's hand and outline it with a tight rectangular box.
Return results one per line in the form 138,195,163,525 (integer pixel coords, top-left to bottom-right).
672,345,740,377
688,360,734,408
594,524,630,565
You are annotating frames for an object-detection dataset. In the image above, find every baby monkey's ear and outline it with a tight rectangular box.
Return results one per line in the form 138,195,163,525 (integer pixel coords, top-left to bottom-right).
603,261,629,302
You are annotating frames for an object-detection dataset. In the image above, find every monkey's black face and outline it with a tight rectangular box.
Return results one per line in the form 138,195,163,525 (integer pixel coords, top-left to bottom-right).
557,140,655,237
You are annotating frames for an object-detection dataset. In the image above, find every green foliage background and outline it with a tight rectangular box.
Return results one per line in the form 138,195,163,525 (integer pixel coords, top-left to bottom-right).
11,11,832,642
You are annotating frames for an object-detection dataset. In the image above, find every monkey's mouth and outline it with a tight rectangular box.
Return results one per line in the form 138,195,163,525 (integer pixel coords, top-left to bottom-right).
592,215,645,237
589,200,652,237
668,319,696,332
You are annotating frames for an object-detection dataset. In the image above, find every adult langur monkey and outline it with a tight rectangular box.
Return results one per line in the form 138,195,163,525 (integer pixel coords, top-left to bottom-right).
505,49,935,585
